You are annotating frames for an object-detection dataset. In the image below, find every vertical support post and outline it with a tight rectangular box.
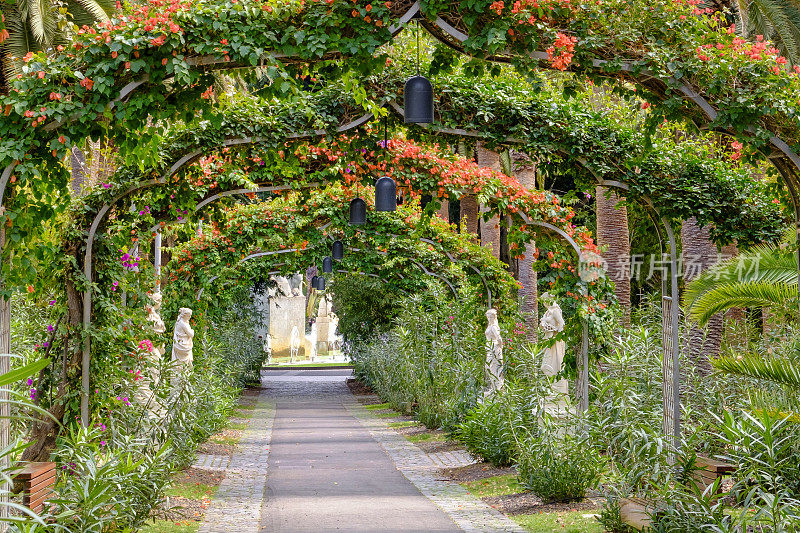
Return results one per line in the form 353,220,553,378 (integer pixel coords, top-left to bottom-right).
154,230,162,292
576,320,589,413
0,304,9,529
661,219,681,458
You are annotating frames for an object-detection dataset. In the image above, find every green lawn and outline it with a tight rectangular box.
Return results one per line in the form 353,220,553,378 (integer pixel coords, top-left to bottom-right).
138,520,200,533
388,421,418,428
512,510,603,533
166,481,218,500
405,432,446,443
365,402,392,410
462,474,523,498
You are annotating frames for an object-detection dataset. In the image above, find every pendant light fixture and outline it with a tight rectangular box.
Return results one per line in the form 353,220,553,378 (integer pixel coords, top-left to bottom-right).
311,275,319,290
322,256,333,273
404,19,433,124
332,240,344,260
317,276,326,291
375,117,397,212
349,197,366,225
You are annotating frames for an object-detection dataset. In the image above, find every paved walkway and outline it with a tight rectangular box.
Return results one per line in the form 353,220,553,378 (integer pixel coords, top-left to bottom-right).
198,369,524,533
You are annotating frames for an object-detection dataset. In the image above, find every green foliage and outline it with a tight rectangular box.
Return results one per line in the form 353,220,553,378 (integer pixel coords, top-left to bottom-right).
516,425,605,503
329,273,399,345
456,385,538,467
684,243,797,325
712,352,800,390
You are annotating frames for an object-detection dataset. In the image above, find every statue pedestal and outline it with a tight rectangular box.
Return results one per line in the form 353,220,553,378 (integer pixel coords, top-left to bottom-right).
316,317,331,356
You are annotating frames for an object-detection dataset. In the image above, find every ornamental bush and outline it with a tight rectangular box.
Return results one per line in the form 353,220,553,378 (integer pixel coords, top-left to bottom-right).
516,427,605,503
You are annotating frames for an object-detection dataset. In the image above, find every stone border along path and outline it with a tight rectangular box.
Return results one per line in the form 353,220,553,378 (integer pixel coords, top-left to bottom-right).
197,391,275,533
344,398,526,533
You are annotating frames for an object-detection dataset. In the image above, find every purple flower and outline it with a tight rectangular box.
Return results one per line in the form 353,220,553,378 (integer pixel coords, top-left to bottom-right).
26,378,33,387
48,300,55,306
102,183,111,189
47,324,54,332
42,341,49,348
100,440,106,447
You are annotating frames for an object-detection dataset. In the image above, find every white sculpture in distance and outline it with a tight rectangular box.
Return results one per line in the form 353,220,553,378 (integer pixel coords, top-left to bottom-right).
484,309,504,397
540,293,568,395
289,326,301,363
172,307,195,371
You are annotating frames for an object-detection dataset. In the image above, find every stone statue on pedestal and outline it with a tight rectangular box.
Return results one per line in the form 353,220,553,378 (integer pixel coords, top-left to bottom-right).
136,292,167,416
540,293,568,395
146,291,166,355
172,307,194,370
484,309,504,397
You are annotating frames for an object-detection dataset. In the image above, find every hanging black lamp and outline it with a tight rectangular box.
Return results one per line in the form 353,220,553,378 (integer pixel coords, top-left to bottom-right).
317,276,326,291
375,176,397,212
404,20,433,124
322,256,333,273
349,197,367,225
332,240,344,260
311,275,319,290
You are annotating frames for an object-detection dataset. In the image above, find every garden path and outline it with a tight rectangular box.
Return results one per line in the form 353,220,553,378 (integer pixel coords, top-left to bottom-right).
198,368,524,532
259,368,462,532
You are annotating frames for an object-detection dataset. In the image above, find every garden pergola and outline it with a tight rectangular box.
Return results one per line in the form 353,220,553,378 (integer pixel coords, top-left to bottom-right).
1,0,796,463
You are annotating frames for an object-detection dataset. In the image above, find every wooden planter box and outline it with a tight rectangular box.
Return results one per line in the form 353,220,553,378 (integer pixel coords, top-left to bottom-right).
692,455,736,490
16,462,56,514
619,497,658,531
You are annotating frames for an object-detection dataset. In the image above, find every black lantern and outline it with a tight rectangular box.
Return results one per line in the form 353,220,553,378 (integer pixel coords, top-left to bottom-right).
375,176,397,212
311,275,319,290
349,197,367,225
404,75,433,124
322,256,333,273
332,240,344,260
317,276,326,291
404,20,433,124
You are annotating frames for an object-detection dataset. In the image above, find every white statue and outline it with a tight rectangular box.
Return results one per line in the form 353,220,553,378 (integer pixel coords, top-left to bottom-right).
540,293,568,395
145,291,166,355
172,307,194,369
305,322,318,361
290,326,301,363
484,309,504,397
136,292,167,416
263,334,272,364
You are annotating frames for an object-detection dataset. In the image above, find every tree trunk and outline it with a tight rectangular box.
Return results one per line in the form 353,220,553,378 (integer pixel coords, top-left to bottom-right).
21,243,84,462
514,153,538,344
595,186,632,325
681,217,723,376
460,195,479,238
476,143,502,259
436,199,449,223
70,147,88,196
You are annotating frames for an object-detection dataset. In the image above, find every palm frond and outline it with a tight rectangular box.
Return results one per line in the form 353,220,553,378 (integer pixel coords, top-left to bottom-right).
688,280,797,324
745,0,800,64
712,352,800,389
68,0,114,26
683,243,797,321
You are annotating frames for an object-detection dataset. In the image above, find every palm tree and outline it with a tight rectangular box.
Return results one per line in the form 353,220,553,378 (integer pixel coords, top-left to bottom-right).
682,217,725,375
684,242,797,325
1,0,115,90
595,186,632,326
511,150,538,344
476,142,502,259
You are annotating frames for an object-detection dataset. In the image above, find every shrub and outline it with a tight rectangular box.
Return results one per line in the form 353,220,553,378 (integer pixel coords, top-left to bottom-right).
516,428,603,503
456,385,537,467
